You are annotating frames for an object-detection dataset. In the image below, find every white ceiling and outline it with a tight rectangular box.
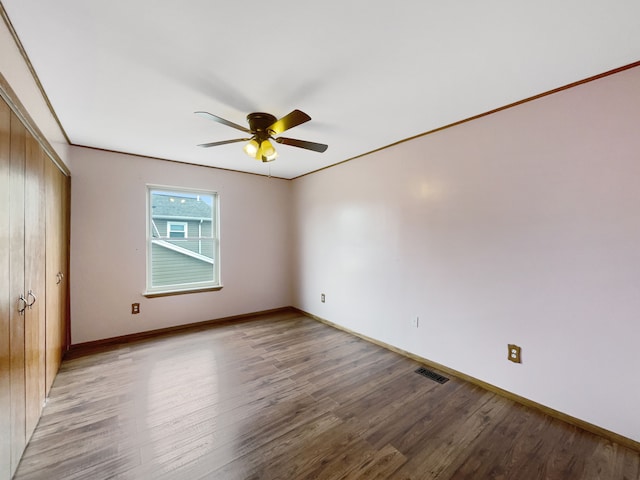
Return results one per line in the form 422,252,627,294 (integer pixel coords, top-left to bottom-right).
2,1,640,179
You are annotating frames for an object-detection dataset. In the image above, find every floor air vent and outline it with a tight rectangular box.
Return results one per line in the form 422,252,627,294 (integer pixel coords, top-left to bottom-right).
415,367,449,384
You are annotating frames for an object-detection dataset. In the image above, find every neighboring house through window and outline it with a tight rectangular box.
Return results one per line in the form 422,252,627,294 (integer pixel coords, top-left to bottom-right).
146,186,220,295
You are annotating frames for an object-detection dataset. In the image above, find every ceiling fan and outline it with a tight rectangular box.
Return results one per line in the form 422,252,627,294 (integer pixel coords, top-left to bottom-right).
195,109,328,162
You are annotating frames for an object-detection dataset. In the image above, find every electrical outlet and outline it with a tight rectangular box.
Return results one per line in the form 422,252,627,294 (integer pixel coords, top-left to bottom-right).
132,303,140,314
321,293,325,303
508,344,521,363
412,316,419,328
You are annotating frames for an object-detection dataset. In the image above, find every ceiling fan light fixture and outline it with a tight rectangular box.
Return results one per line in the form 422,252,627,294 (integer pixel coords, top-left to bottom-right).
259,139,278,162
243,138,260,158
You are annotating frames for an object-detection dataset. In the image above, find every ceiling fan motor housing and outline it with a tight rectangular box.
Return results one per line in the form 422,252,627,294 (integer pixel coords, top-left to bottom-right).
247,112,277,139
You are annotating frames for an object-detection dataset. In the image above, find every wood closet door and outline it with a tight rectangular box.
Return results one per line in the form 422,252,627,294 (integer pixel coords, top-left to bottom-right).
0,91,12,480
24,134,46,435
8,109,27,472
62,172,70,349
45,156,65,394
0,92,68,480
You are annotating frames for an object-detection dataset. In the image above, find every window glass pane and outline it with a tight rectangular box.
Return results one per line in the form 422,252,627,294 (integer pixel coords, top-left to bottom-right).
148,188,218,293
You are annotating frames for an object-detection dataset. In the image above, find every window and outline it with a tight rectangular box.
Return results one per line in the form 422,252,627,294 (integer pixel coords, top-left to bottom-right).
167,221,188,238
146,186,220,295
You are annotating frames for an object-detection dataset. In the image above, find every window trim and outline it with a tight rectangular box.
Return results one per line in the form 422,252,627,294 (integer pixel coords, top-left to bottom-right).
145,185,221,296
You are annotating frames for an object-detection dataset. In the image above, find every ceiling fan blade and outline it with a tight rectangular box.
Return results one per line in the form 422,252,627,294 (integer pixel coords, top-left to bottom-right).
195,111,251,133
275,137,328,153
268,110,311,135
197,138,250,148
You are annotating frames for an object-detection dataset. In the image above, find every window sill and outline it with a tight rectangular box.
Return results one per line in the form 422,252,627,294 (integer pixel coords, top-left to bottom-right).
143,285,223,298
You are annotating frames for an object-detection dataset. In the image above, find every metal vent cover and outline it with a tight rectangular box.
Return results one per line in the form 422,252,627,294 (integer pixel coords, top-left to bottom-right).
415,367,449,384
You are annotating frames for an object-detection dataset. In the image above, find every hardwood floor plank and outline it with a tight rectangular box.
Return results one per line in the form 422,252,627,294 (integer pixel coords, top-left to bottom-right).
188,413,346,480
347,443,408,480
391,393,510,479
13,312,640,480
363,381,475,452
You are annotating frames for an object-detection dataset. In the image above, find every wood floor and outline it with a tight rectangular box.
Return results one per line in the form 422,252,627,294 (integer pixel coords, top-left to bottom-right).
13,310,640,479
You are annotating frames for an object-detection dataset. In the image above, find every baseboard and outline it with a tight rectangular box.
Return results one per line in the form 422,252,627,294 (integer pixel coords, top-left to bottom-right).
67,307,296,358
294,308,640,454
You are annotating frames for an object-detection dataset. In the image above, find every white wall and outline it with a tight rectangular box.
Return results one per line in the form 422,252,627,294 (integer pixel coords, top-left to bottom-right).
291,66,640,442
0,16,71,170
70,146,293,343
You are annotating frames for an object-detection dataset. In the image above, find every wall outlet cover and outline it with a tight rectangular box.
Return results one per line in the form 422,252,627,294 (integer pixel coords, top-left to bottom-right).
508,344,522,363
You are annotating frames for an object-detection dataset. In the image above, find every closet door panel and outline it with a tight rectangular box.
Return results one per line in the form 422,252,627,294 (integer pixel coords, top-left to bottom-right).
24,134,46,435
62,173,70,349
0,94,12,480
45,156,63,394
9,111,26,471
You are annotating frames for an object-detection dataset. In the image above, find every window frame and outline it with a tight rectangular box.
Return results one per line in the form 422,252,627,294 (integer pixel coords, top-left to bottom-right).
144,185,222,297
